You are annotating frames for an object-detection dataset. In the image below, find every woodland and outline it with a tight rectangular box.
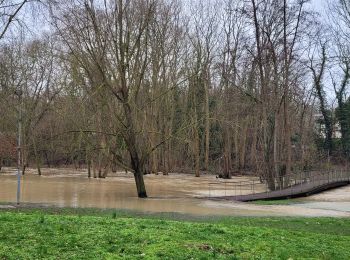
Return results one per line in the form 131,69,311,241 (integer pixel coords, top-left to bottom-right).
0,0,350,197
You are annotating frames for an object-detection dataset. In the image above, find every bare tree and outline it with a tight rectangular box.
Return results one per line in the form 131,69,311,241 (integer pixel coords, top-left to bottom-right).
328,0,350,157
50,0,185,197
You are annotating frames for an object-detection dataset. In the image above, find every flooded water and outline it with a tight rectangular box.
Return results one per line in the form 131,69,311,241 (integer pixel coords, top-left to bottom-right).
0,167,349,217
295,186,350,213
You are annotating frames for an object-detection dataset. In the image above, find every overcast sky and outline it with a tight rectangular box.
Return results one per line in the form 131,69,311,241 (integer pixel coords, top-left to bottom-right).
311,0,328,15
311,0,327,9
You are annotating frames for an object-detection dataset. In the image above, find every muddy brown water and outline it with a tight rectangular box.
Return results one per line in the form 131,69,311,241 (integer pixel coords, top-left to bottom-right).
0,167,349,217
295,186,350,213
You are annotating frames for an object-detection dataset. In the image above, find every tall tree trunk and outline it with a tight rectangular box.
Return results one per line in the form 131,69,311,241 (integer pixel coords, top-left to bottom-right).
123,102,147,197
87,158,91,178
32,136,41,176
204,79,210,171
273,113,279,177
250,116,258,170
239,118,248,170
284,98,292,177
194,122,200,177
283,0,291,178
92,159,97,178
234,116,239,170
223,127,232,179
21,143,27,175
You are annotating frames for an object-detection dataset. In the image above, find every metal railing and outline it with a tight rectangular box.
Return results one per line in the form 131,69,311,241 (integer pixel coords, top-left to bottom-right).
208,170,350,198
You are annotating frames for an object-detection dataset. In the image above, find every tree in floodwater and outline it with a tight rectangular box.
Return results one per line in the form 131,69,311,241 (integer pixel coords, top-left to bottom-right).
51,0,183,197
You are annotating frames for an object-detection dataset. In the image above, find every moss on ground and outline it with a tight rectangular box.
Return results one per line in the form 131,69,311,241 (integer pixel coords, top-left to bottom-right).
0,207,349,259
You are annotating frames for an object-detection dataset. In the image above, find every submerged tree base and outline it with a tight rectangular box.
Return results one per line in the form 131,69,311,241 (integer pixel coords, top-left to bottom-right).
137,192,147,198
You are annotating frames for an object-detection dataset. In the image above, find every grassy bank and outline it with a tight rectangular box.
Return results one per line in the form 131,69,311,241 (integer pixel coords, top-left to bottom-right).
0,207,349,259
251,199,303,205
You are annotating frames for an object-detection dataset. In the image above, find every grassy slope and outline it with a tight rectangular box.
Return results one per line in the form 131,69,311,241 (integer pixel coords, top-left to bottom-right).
0,208,349,259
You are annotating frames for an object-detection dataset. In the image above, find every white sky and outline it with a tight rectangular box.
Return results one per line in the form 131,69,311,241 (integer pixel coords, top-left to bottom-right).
311,0,328,13
3,0,330,40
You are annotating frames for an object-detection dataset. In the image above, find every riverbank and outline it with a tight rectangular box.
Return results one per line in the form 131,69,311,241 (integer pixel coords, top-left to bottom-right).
0,207,349,259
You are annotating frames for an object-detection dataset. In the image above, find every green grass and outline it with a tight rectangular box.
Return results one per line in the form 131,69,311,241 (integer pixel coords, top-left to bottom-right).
251,199,303,205
0,207,349,259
